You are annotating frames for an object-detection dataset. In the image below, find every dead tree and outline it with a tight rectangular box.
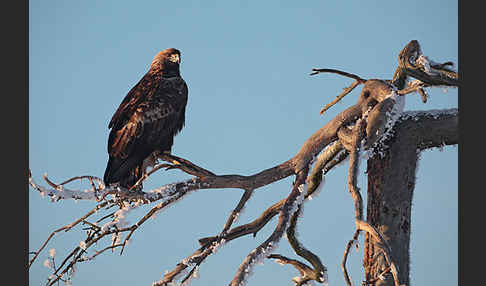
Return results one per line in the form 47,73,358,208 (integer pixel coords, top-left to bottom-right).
363,109,457,286
28,40,458,286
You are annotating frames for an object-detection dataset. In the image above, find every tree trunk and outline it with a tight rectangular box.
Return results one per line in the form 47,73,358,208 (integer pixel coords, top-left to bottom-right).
363,110,458,286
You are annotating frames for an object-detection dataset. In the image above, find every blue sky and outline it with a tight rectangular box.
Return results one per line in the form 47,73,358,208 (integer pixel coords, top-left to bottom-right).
29,1,458,285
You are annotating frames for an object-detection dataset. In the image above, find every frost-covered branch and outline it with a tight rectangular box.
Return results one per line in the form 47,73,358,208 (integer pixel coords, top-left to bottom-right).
28,200,109,269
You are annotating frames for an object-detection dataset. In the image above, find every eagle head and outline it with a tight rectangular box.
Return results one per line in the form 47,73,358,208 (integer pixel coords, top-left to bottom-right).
151,48,181,73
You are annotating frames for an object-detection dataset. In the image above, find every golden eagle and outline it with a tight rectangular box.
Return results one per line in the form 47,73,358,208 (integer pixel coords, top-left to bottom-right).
103,48,188,190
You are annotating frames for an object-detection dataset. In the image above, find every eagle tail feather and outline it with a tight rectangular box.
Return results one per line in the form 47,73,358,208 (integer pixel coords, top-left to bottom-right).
103,155,145,190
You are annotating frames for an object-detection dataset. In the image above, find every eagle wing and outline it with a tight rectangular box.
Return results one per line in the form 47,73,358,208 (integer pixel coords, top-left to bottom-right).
104,74,188,186
108,72,155,130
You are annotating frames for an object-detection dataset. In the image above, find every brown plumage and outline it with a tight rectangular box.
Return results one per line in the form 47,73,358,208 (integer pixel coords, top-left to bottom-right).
103,48,188,190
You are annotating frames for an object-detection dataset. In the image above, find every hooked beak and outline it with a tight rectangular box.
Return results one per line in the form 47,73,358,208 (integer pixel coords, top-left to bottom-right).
169,54,180,64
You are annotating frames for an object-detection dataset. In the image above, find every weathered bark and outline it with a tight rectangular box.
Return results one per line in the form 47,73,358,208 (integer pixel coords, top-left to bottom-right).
364,109,458,285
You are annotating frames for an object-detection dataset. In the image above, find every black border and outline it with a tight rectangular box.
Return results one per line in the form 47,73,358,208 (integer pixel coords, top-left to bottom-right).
5,0,28,284
458,0,479,285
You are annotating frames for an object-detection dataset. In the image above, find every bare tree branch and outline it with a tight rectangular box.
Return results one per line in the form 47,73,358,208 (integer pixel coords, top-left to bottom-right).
310,68,366,82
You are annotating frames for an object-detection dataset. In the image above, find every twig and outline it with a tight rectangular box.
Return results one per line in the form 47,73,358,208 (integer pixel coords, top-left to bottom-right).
285,203,327,284
199,199,286,247
222,189,255,234
28,201,108,269
47,225,135,286
320,80,364,115
96,211,117,223
81,244,125,261
58,175,103,186
310,68,366,82
342,229,360,286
